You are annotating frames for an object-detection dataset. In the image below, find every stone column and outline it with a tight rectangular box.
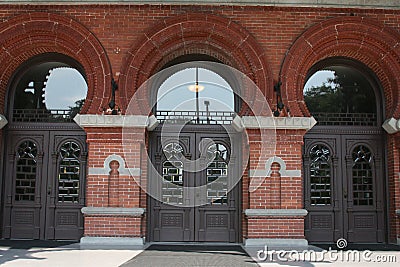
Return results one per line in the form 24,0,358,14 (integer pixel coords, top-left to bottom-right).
382,118,400,244
241,116,316,248
74,114,156,248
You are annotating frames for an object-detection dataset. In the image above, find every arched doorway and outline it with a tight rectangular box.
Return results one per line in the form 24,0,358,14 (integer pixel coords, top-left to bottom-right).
303,58,386,243
1,53,87,240
147,59,241,242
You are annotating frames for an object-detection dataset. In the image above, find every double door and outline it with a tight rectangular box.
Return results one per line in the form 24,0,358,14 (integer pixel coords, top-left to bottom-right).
148,126,240,242
2,129,86,240
304,132,385,243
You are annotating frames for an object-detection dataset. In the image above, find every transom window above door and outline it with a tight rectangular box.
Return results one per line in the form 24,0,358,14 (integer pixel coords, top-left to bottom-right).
156,67,235,125
304,64,378,126
12,55,87,123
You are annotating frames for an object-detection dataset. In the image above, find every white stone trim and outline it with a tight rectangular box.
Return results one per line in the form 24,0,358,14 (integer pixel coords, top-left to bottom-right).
266,156,301,177
244,238,308,248
249,156,301,178
382,117,400,134
147,115,159,131
80,237,145,248
74,114,149,128
88,154,141,176
0,114,8,129
231,115,245,132
1,1,398,9
242,116,317,131
88,167,140,176
81,207,145,216
73,114,316,131
245,209,308,217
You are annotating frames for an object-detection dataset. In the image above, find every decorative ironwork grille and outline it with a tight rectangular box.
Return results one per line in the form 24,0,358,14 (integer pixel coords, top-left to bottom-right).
206,143,228,205
352,145,374,206
156,110,234,125
13,109,75,123
162,143,184,205
15,140,38,201
312,112,376,126
58,141,81,203
309,144,332,205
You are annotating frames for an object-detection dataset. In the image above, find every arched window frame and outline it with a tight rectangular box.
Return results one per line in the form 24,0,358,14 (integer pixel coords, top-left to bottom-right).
6,53,87,123
150,57,242,116
303,57,384,127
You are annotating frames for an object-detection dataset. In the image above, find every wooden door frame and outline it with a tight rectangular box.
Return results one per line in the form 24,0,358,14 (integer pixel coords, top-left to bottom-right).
1,122,86,240
45,130,87,240
304,125,388,243
147,124,242,243
2,131,48,239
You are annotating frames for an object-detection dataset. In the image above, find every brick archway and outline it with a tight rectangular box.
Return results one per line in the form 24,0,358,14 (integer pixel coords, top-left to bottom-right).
119,13,273,115
0,12,112,114
281,16,400,118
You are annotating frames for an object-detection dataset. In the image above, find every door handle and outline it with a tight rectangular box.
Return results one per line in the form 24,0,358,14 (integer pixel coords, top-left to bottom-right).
343,190,347,199
48,186,52,196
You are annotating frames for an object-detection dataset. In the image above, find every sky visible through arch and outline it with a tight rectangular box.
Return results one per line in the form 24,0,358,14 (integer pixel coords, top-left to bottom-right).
43,67,333,112
44,68,87,110
303,70,336,92
157,68,235,112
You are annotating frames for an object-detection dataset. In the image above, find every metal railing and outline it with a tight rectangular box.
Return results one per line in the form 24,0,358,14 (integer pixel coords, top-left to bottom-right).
13,109,75,123
156,110,235,125
312,112,377,126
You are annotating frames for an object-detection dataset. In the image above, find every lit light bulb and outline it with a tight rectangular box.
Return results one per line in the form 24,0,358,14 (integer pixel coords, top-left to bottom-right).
188,84,205,92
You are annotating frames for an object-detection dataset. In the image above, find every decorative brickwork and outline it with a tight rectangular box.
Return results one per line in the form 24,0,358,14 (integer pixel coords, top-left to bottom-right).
247,218,305,239
84,216,142,237
119,13,273,115
0,4,399,245
0,12,111,115
281,16,400,118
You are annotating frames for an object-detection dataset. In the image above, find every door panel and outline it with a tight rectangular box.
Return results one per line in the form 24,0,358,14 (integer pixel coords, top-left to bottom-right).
3,133,48,239
149,132,194,241
149,126,240,242
45,131,86,240
304,137,340,243
304,133,385,243
2,130,86,240
344,138,385,243
195,132,238,242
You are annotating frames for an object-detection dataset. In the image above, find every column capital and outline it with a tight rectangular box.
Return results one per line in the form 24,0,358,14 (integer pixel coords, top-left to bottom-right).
0,114,8,129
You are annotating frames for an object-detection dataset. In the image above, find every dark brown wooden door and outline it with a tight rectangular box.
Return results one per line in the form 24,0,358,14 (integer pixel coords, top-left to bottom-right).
304,132,385,243
148,125,240,242
2,129,86,240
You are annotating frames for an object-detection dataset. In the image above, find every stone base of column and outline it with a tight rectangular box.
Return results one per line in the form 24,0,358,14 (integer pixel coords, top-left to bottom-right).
81,207,145,249
244,209,308,249
80,236,145,249
244,238,308,248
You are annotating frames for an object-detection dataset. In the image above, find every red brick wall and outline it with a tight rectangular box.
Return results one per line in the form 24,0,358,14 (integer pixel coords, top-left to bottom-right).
248,129,304,209
387,134,400,243
0,5,399,116
84,216,142,237
83,127,145,238
247,218,305,239
0,4,399,243
247,128,305,240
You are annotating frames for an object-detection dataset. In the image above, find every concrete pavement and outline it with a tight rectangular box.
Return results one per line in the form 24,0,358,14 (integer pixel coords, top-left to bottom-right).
0,242,141,267
1,241,400,267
